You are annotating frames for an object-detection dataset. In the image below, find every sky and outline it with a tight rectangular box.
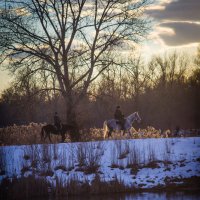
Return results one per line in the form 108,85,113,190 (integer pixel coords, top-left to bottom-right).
141,0,200,59
0,0,200,94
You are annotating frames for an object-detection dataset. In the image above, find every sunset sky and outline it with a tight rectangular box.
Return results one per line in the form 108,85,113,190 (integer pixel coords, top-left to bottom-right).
0,0,199,94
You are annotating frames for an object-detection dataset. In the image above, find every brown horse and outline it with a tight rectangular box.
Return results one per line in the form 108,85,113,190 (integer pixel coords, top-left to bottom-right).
41,124,75,142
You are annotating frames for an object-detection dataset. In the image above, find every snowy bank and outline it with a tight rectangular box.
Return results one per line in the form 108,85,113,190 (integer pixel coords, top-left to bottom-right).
0,137,200,197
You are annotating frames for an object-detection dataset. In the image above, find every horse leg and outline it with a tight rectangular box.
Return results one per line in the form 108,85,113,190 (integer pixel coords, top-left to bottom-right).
41,128,44,141
103,130,107,139
108,129,113,138
61,132,65,142
103,121,108,139
43,132,48,142
48,133,52,143
41,128,48,142
127,129,131,138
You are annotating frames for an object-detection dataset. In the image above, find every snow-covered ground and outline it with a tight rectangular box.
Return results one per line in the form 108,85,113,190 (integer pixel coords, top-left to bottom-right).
0,137,200,189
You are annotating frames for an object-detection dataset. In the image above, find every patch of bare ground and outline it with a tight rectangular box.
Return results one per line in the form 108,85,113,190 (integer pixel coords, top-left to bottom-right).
134,176,200,192
39,170,54,177
75,165,100,174
109,163,120,169
126,164,140,175
196,157,200,162
143,161,160,169
54,165,74,172
21,166,31,175
161,176,200,191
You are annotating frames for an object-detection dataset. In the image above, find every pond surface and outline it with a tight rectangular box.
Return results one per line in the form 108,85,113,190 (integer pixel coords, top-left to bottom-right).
49,191,200,200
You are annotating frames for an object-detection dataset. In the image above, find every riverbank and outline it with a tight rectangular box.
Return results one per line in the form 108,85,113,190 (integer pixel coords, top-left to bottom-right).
0,137,200,198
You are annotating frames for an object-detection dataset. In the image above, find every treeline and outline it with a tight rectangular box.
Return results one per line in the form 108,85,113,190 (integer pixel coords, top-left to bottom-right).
0,50,200,130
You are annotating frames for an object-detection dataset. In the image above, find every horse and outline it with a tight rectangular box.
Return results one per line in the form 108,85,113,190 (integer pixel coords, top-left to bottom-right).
103,112,141,139
41,124,75,142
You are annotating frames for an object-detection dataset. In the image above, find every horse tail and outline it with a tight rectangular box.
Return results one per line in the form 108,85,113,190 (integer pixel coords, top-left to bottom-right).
103,121,108,139
41,127,45,141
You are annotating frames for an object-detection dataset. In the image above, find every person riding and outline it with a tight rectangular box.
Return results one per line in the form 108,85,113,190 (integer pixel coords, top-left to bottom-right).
54,112,61,131
114,106,125,131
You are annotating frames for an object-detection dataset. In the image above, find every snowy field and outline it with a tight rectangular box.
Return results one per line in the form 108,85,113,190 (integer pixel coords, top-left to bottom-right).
1,137,200,192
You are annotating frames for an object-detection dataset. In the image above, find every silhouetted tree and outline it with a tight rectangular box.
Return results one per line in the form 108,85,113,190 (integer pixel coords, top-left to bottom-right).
0,0,150,139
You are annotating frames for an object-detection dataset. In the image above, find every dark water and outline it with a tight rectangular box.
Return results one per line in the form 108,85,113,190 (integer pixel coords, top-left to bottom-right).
51,192,200,200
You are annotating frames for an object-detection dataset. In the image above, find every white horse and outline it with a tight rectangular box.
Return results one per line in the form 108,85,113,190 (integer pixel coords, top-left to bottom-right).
103,112,141,139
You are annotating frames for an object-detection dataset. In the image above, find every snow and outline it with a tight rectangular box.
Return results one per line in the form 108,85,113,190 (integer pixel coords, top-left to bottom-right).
0,137,200,189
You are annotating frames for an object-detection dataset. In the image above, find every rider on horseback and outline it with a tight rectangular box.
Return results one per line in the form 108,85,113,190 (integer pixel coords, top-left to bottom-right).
54,112,61,131
114,106,125,131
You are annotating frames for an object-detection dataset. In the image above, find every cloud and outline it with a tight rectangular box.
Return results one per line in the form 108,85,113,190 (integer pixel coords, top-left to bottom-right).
159,22,200,46
145,0,200,46
146,0,173,11
147,0,200,22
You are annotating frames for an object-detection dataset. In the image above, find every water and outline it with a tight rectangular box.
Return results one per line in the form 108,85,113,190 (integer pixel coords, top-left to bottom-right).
55,192,200,200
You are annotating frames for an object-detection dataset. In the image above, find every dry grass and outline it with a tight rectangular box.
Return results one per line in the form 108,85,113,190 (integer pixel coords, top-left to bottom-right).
3,172,199,199
76,142,104,174
0,176,49,199
0,173,130,199
0,123,44,146
129,143,141,163
2,170,200,199
0,123,70,146
0,123,199,146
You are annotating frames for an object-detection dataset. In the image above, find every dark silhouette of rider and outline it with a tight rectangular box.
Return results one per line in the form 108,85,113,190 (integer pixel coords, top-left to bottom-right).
114,106,125,131
54,112,61,131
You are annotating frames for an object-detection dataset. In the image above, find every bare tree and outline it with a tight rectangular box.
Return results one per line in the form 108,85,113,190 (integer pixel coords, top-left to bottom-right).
0,0,150,136
125,54,148,108
145,52,189,128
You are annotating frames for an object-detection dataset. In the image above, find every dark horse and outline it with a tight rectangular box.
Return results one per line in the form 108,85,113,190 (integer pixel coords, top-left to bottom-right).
41,124,75,142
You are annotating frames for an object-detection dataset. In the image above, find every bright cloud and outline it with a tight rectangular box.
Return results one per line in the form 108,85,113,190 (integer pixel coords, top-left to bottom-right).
143,0,200,60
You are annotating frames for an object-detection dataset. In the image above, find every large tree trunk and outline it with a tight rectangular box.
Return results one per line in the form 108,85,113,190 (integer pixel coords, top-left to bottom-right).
64,93,80,142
